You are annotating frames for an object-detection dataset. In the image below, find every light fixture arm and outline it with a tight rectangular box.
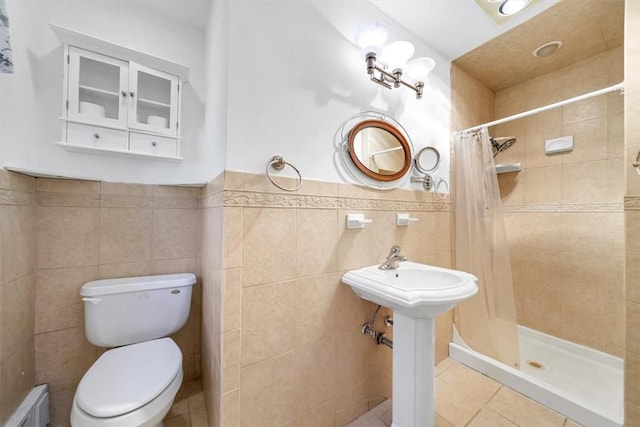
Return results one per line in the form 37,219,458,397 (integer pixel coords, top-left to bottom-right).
365,52,424,99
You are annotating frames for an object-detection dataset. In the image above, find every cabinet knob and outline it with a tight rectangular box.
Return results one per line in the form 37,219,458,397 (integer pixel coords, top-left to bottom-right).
129,91,135,97
93,133,100,139
151,141,157,147
121,91,128,97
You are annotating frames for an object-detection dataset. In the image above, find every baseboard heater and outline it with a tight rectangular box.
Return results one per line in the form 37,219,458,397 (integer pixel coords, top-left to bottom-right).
4,385,49,427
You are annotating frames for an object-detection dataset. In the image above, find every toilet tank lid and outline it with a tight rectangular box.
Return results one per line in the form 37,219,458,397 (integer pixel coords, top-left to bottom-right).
80,273,196,297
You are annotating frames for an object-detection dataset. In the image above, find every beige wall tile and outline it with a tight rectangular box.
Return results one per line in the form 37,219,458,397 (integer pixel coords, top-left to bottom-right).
241,280,295,366
627,211,640,253
0,339,34,424
36,178,100,195
35,326,97,393
487,387,565,427
152,209,198,260
37,207,99,269
561,292,608,352
219,390,238,427
294,337,337,415
525,109,562,133
627,302,640,355
608,111,624,158
497,173,525,206
35,266,97,334
99,208,152,264
223,268,242,332
292,397,335,427
151,257,196,275
524,127,563,169
98,261,152,279
223,207,242,269
626,351,640,407
0,170,35,192
562,95,607,125
560,117,608,164
100,182,154,197
562,159,623,204
523,166,561,205
242,208,296,286
222,329,240,370
153,185,201,199
223,171,243,191
333,380,369,427
240,351,295,427
0,275,34,364
296,209,338,277
48,388,75,427
335,329,373,394
627,251,640,304
295,274,338,347
561,212,623,255
626,144,640,197
0,205,35,284
627,402,640,427
334,280,371,334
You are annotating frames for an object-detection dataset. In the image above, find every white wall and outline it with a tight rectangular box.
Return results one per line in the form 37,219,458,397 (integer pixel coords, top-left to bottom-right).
0,0,211,184
225,0,452,189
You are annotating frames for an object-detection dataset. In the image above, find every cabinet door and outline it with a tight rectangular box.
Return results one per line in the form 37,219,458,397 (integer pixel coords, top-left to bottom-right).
128,63,179,137
67,47,129,127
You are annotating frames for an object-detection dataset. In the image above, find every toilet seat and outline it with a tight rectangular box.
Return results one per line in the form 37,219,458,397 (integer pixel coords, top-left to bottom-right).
76,338,182,418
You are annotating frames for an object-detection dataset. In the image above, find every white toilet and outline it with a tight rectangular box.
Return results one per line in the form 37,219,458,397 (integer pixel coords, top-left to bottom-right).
70,273,196,427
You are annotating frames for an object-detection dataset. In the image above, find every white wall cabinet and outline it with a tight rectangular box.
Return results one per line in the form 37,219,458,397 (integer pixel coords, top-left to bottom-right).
52,25,189,161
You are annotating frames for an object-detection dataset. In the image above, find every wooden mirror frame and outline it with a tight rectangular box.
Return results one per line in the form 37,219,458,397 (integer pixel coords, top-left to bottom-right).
347,119,412,182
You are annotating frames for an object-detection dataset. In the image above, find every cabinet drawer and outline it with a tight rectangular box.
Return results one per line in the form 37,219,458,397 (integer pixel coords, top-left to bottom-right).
129,132,178,157
66,123,127,151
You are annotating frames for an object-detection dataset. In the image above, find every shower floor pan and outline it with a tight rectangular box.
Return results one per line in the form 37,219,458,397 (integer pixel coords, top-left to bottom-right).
449,325,623,427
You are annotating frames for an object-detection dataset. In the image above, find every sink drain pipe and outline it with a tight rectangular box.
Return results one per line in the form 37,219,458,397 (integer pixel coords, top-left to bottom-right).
361,305,393,349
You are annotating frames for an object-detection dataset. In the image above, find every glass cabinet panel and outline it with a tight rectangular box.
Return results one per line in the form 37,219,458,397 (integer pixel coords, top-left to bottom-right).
67,47,128,127
128,63,179,136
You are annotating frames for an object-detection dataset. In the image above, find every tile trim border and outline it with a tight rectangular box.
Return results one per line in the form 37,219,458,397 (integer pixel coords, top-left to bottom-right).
0,188,34,206
222,190,451,211
625,197,640,210
503,203,624,213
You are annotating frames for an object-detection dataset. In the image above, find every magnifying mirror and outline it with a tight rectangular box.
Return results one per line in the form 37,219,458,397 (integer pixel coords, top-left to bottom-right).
415,147,441,173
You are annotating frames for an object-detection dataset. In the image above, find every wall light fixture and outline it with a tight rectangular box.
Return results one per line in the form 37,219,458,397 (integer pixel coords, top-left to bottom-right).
355,21,435,100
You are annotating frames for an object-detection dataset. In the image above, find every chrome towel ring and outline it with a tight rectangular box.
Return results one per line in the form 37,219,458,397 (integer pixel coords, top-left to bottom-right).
266,155,303,192
634,150,640,176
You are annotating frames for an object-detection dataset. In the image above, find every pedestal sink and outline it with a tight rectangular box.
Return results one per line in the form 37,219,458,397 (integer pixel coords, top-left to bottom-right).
341,261,478,427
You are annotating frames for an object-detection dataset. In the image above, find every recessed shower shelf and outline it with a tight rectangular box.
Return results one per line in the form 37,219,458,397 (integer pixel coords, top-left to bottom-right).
496,163,522,174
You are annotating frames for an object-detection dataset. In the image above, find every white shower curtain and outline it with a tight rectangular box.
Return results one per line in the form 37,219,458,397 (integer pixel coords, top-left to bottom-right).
454,128,519,368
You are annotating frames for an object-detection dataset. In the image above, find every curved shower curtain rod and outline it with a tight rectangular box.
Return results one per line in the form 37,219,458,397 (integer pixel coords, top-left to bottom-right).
457,82,624,134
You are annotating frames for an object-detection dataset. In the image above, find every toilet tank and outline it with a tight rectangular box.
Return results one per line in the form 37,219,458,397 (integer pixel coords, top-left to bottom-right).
80,273,196,347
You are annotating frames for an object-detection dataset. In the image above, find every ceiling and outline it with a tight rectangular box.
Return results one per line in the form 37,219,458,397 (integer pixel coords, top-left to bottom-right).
126,0,211,31
369,0,562,60
452,0,625,91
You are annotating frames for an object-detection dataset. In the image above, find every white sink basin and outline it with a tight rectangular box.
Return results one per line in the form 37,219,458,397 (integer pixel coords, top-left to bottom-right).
342,261,478,427
341,261,478,318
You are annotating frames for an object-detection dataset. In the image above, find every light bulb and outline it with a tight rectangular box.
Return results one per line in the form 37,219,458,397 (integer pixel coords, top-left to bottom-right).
406,57,436,82
381,41,415,70
355,21,389,55
498,0,529,16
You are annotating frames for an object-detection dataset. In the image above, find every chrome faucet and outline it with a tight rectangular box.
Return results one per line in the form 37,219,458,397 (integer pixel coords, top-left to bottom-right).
379,245,408,270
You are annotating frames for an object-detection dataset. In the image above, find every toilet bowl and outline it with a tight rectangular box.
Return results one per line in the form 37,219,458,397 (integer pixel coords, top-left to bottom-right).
70,338,183,427
70,273,196,427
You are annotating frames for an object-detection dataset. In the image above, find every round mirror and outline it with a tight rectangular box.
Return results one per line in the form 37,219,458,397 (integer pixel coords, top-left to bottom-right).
415,146,441,173
347,119,412,182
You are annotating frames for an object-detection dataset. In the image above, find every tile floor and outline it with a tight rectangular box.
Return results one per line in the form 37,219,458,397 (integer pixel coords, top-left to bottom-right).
164,379,208,427
166,358,584,427
347,358,583,427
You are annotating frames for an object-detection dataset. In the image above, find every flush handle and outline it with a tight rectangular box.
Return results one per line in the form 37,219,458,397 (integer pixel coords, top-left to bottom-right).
82,297,102,305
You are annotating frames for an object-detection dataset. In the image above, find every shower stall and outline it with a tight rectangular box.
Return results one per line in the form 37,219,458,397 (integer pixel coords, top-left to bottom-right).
448,5,625,424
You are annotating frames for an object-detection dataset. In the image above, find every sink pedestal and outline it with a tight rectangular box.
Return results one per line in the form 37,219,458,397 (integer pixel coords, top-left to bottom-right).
392,313,436,427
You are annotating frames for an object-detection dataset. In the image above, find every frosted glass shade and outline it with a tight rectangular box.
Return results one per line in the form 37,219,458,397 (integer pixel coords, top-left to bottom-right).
406,57,436,82
355,21,389,54
499,0,529,15
381,41,415,70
